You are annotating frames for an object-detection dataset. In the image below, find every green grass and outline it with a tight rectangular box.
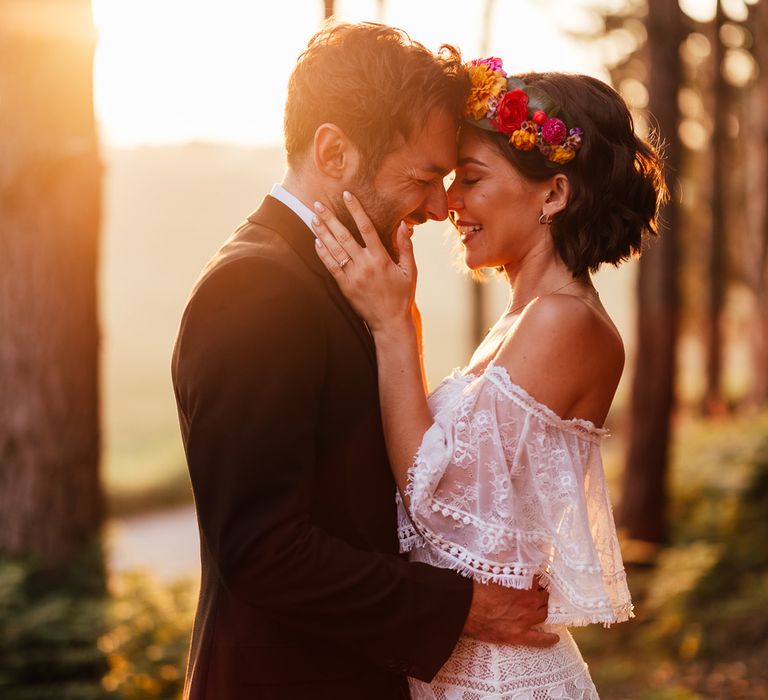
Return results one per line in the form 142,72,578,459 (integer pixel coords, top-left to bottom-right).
574,411,768,699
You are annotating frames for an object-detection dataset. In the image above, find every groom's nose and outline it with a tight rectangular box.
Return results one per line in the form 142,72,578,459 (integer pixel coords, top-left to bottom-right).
424,185,449,222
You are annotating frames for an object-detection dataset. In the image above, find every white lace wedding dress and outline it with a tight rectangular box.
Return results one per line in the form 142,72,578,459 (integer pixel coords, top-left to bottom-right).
397,364,633,700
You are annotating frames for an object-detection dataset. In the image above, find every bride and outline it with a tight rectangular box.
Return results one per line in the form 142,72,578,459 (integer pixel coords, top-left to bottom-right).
312,61,666,699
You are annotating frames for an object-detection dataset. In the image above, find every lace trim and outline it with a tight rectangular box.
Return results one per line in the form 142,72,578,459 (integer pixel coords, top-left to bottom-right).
398,520,424,552
413,518,633,627
457,364,608,442
396,491,425,552
408,629,600,700
422,498,611,575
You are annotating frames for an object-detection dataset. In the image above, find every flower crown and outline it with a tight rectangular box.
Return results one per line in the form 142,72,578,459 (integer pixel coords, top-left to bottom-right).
464,57,583,166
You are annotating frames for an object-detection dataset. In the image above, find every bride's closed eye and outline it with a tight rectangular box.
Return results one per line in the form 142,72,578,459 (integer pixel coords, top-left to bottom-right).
461,177,481,186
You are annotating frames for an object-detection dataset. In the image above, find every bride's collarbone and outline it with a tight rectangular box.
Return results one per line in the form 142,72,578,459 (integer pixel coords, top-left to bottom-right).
465,316,518,374
467,334,503,374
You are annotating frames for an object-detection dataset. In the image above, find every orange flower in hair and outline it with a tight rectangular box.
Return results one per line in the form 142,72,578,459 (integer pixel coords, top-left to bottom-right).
465,63,507,120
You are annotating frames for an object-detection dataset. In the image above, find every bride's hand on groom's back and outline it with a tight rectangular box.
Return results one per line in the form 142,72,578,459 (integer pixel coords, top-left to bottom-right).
462,578,559,648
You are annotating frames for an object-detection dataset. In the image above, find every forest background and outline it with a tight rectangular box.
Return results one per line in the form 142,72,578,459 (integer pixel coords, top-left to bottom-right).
1,0,767,698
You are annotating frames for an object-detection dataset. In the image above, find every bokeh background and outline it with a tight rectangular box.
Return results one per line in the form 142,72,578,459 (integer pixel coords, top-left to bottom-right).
1,0,767,698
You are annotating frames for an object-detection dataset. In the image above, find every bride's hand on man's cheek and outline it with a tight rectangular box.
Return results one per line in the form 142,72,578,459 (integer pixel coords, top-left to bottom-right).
312,191,417,332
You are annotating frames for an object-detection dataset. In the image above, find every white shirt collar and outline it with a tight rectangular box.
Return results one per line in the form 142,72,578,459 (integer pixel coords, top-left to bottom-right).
270,183,316,235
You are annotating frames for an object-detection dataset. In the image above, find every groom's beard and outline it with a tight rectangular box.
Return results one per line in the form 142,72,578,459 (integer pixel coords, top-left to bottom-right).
331,187,398,261
333,170,427,262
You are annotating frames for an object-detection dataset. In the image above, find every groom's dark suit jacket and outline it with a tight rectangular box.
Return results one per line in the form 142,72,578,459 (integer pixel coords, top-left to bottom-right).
171,195,473,699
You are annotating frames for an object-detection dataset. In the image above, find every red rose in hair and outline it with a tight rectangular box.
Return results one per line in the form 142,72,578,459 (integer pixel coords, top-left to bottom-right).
491,89,529,134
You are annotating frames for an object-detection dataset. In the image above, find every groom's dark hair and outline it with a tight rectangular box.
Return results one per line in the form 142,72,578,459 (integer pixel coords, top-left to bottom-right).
284,21,468,176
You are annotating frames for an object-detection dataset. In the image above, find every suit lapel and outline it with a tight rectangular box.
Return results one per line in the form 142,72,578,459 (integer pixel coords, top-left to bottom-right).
245,196,378,372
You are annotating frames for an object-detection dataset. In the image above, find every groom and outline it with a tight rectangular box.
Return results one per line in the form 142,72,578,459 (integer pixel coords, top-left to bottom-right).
172,22,555,700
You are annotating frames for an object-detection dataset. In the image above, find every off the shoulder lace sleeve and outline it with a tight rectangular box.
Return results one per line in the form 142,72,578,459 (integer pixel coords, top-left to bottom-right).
399,364,633,627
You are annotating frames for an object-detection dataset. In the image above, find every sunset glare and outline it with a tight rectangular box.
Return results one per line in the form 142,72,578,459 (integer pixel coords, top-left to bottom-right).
91,0,607,148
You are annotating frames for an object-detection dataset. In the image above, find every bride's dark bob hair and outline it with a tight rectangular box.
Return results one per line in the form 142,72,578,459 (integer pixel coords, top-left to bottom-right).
467,73,668,278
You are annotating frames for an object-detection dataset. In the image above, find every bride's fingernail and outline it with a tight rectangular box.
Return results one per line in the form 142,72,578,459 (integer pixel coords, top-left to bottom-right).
312,215,321,226
313,201,325,212
343,191,352,202
314,238,324,248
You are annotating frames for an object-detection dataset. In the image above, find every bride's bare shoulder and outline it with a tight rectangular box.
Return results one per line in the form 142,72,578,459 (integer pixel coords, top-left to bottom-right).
519,293,623,360
493,293,624,419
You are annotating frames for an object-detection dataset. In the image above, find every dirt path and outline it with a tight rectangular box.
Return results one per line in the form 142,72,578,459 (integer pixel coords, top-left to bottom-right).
106,504,199,581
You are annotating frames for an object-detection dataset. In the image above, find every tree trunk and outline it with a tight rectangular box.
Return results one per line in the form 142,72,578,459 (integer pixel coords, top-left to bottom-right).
704,0,728,415
618,0,682,545
324,0,334,20
746,0,768,406
0,0,102,566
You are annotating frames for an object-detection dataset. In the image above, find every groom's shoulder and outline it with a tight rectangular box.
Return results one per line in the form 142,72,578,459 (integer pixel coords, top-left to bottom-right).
205,227,293,282
191,220,312,303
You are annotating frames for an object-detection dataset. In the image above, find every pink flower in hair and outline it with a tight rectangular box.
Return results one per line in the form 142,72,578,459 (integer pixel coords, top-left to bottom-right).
470,56,506,75
542,117,567,145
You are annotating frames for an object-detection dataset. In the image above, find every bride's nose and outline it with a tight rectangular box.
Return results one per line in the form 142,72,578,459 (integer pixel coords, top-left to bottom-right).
447,180,463,211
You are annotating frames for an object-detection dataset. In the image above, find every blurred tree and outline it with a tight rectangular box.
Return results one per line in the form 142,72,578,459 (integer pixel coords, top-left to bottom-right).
0,0,102,566
703,0,728,415
618,0,683,545
746,0,768,405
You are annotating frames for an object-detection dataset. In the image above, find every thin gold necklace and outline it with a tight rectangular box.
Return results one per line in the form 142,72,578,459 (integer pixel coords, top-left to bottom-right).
502,279,581,318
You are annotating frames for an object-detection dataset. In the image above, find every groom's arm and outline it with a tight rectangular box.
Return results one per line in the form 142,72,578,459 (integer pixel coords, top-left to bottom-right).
172,254,472,681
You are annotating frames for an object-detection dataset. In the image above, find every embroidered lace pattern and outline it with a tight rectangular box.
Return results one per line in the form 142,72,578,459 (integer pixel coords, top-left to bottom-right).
409,632,597,699
409,544,599,699
397,365,632,698
399,364,633,628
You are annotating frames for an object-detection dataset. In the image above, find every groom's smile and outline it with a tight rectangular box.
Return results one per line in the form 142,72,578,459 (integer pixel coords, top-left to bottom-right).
360,106,459,248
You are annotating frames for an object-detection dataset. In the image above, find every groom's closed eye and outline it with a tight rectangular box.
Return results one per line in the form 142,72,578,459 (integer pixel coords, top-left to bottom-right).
415,170,450,187
418,162,453,179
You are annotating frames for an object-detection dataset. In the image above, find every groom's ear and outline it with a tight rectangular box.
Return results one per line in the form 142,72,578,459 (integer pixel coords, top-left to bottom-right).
313,123,358,179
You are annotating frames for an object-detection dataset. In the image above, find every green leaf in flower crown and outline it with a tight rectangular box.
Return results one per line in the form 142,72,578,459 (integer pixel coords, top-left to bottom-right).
520,84,557,116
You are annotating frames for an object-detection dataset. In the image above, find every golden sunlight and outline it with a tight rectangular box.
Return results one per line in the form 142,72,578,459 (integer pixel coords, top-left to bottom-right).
92,0,323,146
91,0,604,148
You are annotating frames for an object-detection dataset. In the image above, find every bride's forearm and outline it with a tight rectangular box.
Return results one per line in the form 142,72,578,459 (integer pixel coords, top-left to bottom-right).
411,303,429,395
372,318,433,498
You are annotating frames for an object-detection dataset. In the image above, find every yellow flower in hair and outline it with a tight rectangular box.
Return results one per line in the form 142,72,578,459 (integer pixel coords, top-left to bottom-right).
510,128,536,151
549,146,576,164
465,64,507,120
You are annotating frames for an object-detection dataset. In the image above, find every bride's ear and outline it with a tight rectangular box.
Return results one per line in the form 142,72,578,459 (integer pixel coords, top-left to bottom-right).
313,123,360,180
543,174,570,218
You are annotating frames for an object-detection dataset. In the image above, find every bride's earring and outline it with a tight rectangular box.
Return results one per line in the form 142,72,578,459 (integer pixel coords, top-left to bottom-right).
540,191,554,225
